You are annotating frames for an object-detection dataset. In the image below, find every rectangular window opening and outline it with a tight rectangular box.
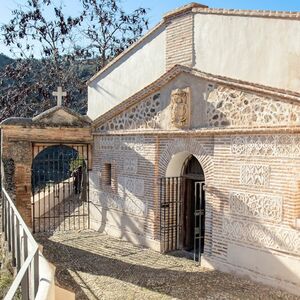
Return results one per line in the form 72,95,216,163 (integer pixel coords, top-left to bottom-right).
103,163,112,186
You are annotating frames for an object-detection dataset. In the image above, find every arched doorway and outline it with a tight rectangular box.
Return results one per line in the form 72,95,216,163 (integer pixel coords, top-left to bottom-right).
160,153,205,262
31,144,89,233
181,155,205,258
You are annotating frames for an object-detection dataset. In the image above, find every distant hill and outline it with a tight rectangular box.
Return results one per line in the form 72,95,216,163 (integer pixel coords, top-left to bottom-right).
0,53,14,69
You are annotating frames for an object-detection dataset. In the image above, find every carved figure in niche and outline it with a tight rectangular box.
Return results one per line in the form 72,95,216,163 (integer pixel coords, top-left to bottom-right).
170,87,191,128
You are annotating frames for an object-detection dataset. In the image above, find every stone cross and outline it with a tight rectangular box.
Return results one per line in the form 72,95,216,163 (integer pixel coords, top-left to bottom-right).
52,86,67,106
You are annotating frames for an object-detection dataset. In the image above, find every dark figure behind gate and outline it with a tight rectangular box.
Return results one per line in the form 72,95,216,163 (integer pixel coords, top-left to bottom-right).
73,166,83,194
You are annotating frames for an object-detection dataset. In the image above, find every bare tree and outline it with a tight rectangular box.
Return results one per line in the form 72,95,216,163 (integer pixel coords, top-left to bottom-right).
81,0,148,68
0,0,149,121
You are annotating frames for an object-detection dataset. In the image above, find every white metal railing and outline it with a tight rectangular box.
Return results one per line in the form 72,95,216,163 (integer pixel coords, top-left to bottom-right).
2,188,40,300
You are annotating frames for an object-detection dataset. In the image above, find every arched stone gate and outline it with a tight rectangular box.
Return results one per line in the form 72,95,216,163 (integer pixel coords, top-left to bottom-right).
1,106,92,230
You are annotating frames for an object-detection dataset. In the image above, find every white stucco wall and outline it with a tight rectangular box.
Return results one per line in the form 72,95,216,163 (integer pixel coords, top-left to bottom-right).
194,14,300,92
87,26,166,120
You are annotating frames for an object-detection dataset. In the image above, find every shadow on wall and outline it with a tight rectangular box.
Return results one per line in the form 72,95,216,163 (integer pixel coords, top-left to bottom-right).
87,95,233,244
88,113,300,293
207,179,300,290
89,137,160,245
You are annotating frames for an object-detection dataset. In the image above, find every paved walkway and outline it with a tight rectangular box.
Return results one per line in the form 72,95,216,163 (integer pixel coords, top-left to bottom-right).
35,231,299,300
34,196,88,232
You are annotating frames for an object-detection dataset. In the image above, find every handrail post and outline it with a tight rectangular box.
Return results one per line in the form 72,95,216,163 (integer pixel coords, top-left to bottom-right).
16,218,21,271
4,194,7,241
33,250,39,298
1,190,4,233
7,204,11,251
2,187,49,300
21,231,29,300
11,211,16,267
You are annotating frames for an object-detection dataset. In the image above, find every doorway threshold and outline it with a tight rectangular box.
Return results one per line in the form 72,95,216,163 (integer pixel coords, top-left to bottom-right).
169,249,195,260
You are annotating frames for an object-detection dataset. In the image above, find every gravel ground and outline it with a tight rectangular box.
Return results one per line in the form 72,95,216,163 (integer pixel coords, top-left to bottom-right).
35,231,300,300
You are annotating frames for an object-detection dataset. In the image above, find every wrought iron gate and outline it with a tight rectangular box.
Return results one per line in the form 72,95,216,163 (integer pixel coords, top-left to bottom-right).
194,181,205,264
160,177,205,263
31,144,90,233
160,177,183,253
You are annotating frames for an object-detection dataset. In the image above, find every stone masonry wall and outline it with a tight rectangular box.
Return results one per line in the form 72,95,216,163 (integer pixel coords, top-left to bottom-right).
207,85,300,128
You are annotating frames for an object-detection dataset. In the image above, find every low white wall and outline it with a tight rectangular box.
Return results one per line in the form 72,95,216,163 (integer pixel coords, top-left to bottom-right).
202,244,300,297
31,178,74,218
35,254,56,300
227,244,300,287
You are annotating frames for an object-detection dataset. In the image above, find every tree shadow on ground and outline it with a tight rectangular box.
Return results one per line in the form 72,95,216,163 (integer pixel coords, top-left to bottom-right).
35,233,296,300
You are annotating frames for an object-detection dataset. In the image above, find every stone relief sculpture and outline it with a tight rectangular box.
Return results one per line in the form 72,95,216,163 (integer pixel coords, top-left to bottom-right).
170,87,191,129
90,190,146,216
229,191,282,222
240,164,270,187
231,135,300,157
118,176,144,197
123,156,138,174
223,217,300,255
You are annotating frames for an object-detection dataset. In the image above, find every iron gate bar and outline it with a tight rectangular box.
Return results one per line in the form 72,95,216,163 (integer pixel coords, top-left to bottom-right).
160,176,183,253
32,144,90,233
194,181,205,264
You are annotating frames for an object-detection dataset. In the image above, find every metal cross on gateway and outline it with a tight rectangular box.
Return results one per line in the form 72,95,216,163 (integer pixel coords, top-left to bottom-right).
52,86,67,106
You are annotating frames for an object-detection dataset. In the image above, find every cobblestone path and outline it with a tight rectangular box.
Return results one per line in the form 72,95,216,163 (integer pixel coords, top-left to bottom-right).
35,231,299,300
33,196,88,232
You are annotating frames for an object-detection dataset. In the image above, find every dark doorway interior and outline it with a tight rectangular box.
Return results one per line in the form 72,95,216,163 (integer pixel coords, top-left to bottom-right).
181,155,205,257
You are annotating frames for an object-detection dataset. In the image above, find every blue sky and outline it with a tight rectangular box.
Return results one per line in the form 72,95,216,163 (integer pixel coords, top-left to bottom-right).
1,0,300,57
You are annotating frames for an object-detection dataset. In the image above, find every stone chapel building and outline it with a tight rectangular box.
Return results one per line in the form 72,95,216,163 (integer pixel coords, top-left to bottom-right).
86,2,300,296
1,2,300,297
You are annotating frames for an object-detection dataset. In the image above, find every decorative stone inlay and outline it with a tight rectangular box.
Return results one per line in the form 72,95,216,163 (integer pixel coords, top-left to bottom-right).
207,86,300,127
118,177,144,197
95,136,145,152
223,217,300,255
229,191,282,222
97,93,161,132
231,135,300,157
89,171,100,188
240,165,270,187
91,190,146,216
123,157,138,174
170,87,191,128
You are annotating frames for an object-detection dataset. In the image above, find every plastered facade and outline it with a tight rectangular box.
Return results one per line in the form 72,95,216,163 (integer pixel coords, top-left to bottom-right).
91,68,300,295
87,25,166,120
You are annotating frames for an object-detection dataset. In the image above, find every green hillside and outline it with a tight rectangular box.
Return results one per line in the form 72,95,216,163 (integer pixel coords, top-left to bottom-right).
0,54,14,69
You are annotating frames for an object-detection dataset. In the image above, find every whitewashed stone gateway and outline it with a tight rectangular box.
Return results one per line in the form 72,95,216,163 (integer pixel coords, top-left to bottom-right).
87,2,300,297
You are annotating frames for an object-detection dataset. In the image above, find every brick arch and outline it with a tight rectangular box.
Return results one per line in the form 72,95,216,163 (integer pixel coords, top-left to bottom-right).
158,138,213,182
33,144,86,159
